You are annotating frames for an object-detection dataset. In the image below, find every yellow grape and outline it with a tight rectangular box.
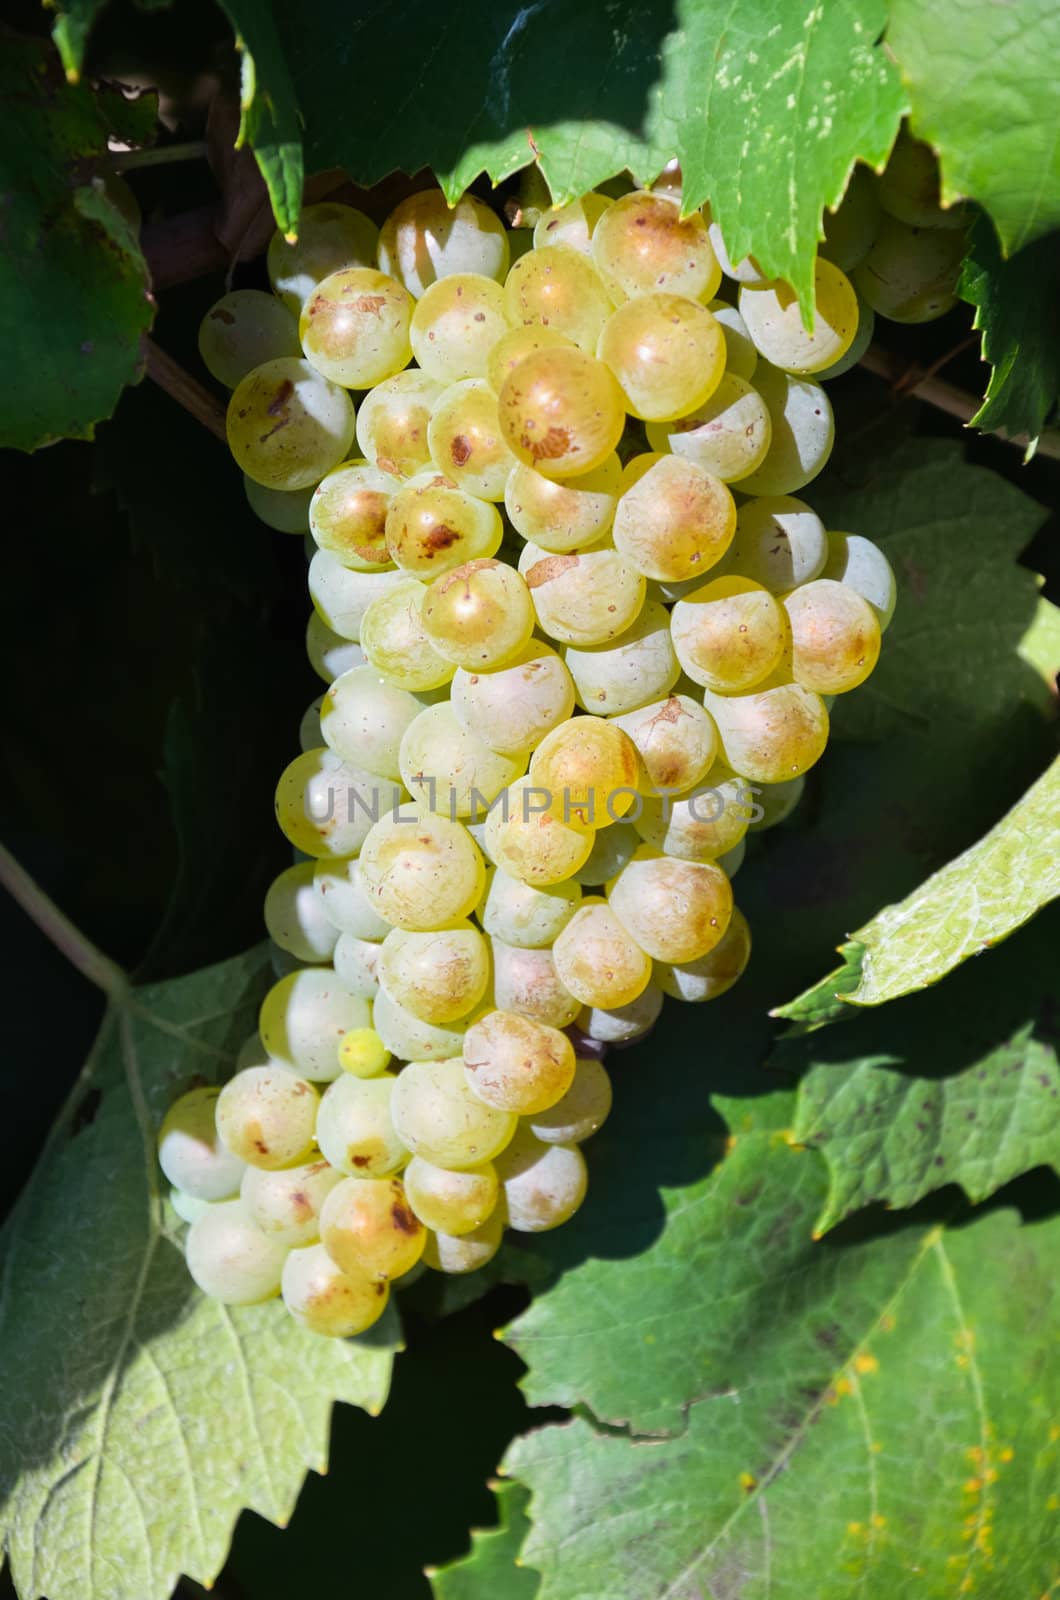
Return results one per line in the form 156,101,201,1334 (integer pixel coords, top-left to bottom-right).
422,559,535,669
320,1176,426,1281
274,746,405,859
707,220,769,284
738,365,834,497
738,259,858,375
590,190,721,303
359,578,457,691
486,325,577,394
484,775,595,887
529,716,642,828
423,1210,504,1272
527,1055,613,1143
378,921,491,1024
489,939,581,1028
853,214,966,323
462,1010,576,1115
300,268,413,389
821,531,897,630
385,472,502,577
267,202,379,315
241,1160,343,1248
703,681,830,783
608,847,733,963
503,245,614,353
498,346,625,479
654,907,753,1002
612,455,735,581
378,189,510,297
707,298,758,380
721,495,828,592
670,576,788,693
495,1126,588,1232
450,640,576,755
552,898,652,1008
646,375,772,483
878,128,970,231
391,1057,517,1168
562,599,680,715
612,693,718,795
281,1242,389,1336
598,293,726,421
504,455,621,552
227,358,355,491
355,369,444,479
519,540,646,646
633,765,754,862
398,702,526,817
198,289,300,388
215,1066,319,1171
410,273,510,383
533,193,613,255
185,1200,287,1305
782,578,882,693
309,461,398,569
427,379,518,500
359,803,486,930
403,1156,499,1235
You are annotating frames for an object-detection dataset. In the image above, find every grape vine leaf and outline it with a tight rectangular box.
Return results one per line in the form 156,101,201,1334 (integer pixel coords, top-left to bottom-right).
217,0,304,236
0,947,399,1600
886,0,1060,257
0,39,156,452
958,215,1060,451
504,1121,1059,1598
775,752,1060,1020
782,906,1060,1232
429,1481,538,1600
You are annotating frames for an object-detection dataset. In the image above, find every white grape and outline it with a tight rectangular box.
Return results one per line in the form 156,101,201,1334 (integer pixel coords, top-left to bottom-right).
186,1199,289,1304
527,1056,613,1143
157,1087,245,1201
259,967,372,1081
496,1127,587,1232
315,1072,406,1177
263,860,340,964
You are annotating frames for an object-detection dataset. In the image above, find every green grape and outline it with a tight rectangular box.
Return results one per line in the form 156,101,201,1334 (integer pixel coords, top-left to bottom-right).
378,922,490,1024
215,1066,319,1170
671,576,787,693
572,820,640,886
528,1056,613,1143
282,1240,389,1335
398,702,526,817
320,1175,425,1279
878,127,970,230
486,325,577,395
185,1199,288,1304
747,774,805,832
739,365,834,496
157,1087,245,1201
654,906,752,1001
385,471,502,577
504,455,620,552
707,221,769,284
450,641,576,755
646,375,773,484
332,932,382,999
372,981,475,1061
814,296,875,381
853,214,966,323
529,716,642,828
707,298,758,380
563,599,679,715
489,939,580,1029
308,551,410,640
427,379,518,500
591,190,720,303
496,1126,587,1232
782,578,882,693
410,273,510,383
484,775,595,886
199,289,300,390
462,1009,576,1115
403,1156,499,1235
309,462,398,570
313,856,393,939
300,695,324,751
320,664,422,778
423,1209,504,1272
392,1056,517,1167
634,766,754,862
244,475,315,535
268,202,379,315
612,694,718,796
552,897,652,1008
315,1072,405,1177
306,612,365,683
820,168,882,271
360,579,457,691
422,559,535,669
477,865,581,948
300,268,413,389
520,541,646,647
739,260,859,375
338,1027,391,1078
355,369,444,479
170,1188,211,1225
533,193,613,256
498,346,625,480
378,190,510,297
264,860,339,964
274,746,406,859
702,681,830,783
612,455,735,582
227,358,356,491
359,803,486,930
258,967,373,1080
503,245,613,353
609,848,734,963
598,293,726,421
722,495,828,592
821,530,897,630
241,1159,343,1247
576,983,663,1045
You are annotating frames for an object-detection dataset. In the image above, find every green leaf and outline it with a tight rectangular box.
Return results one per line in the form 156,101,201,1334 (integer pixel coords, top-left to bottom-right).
507,1176,1059,1597
786,907,1060,1231
430,1481,538,1600
671,0,905,313
0,947,398,1600
1019,596,1060,689
958,215,1060,447
219,0,305,236
777,753,1060,1017
0,40,155,450
887,0,1060,256
767,942,866,1031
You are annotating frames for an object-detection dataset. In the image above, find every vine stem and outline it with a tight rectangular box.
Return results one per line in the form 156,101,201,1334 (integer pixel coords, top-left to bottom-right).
143,338,227,442
0,842,129,1000
859,343,1060,462
109,140,208,172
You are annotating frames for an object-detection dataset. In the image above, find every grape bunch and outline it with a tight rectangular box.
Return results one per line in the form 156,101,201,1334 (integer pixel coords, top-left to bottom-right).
161,138,947,1335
